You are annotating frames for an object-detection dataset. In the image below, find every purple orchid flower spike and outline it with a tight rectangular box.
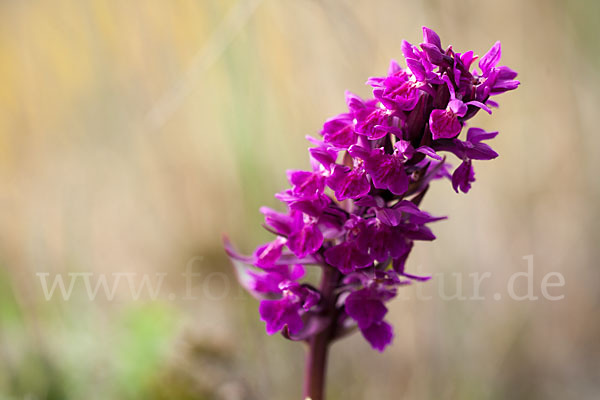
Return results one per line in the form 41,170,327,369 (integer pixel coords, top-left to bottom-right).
224,26,518,400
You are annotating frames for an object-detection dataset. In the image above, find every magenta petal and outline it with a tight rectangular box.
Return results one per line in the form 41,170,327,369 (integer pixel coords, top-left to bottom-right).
401,39,419,60
460,50,477,70
406,59,427,82
486,99,500,108
254,236,286,268
260,207,294,236
309,146,338,168
363,150,409,196
259,299,303,335
479,41,502,74
361,320,394,352
466,100,492,114
322,115,358,149
345,90,366,113
451,161,475,193
248,265,294,294
422,26,442,50
386,168,409,195
468,143,498,160
324,242,372,274
289,264,305,281
387,59,402,75
394,140,414,156
345,289,388,330
496,65,518,80
466,127,498,143
421,43,445,65
287,170,325,198
375,207,403,226
223,236,255,264
302,288,320,310
448,99,468,117
355,108,399,140
327,164,370,201
429,109,462,140
416,145,442,160
323,243,353,273
393,254,430,281
287,222,323,259
258,300,280,334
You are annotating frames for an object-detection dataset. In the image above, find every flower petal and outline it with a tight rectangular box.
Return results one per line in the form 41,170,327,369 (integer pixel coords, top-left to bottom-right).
361,320,394,352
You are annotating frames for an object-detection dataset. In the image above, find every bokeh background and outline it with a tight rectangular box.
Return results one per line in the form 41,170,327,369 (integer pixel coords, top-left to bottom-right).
1,0,599,399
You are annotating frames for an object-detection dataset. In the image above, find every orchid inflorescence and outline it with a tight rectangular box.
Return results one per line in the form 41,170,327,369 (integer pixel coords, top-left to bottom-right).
225,27,519,354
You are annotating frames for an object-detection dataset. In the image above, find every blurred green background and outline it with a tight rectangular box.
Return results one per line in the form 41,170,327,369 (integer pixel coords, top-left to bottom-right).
1,0,599,399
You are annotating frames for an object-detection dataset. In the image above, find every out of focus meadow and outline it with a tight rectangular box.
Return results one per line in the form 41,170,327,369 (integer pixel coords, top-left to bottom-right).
1,0,599,399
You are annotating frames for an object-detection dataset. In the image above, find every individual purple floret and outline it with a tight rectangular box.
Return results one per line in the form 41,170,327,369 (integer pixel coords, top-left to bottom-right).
259,281,320,336
224,26,518,400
